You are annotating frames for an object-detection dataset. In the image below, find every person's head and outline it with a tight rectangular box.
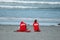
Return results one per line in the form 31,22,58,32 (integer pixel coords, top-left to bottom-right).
21,21,24,23
34,19,37,23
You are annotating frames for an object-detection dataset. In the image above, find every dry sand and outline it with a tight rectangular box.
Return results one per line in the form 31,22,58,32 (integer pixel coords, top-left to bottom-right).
0,25,60,40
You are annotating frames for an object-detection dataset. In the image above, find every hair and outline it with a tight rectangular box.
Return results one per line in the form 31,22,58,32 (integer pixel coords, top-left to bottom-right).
34,19,37,23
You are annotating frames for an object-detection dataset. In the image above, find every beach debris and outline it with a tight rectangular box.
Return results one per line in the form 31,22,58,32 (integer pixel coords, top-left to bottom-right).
58,23,60,25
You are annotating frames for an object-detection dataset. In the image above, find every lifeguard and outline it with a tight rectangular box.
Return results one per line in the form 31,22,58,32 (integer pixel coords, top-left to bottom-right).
16,21,30,32
33,19,41,32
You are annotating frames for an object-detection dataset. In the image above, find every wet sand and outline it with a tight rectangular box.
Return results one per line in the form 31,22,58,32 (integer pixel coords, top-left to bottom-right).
0,25,60,40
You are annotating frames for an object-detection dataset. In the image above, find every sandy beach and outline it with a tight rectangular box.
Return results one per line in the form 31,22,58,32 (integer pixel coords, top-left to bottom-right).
0,25,60,40
0,0,60,40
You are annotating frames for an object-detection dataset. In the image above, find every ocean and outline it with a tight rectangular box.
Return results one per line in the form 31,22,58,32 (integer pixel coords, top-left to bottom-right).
0,0,60,25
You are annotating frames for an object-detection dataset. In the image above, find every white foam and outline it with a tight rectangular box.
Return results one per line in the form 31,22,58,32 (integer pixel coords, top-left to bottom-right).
0,1,60,4
0,0,14,2
0,17,60,21
0,6,38,8
0,17,59,25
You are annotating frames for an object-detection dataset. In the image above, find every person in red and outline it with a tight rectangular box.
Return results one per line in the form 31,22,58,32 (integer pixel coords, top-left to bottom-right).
33,19,41,32
20,21,27,31
16,21,30,32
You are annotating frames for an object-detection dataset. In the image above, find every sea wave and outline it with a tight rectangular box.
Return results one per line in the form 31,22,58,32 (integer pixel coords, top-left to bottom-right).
0,6,38,8
0,17,59,25
0,1,60,9
0,1,60,4
0,17,60,21
0,5,60,9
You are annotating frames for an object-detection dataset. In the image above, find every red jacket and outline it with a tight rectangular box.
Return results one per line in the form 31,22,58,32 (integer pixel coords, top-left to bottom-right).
20,21,27,31
33,20,40,31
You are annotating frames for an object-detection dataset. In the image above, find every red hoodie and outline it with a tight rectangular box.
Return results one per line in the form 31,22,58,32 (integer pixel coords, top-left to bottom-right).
20,21,27,31
33,20,40,31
